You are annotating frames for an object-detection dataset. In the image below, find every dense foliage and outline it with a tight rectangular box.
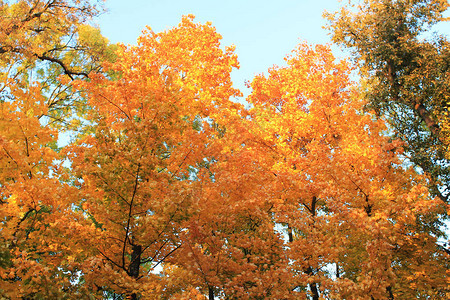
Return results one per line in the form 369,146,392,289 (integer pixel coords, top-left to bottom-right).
326,0,450,202
1,1,448,299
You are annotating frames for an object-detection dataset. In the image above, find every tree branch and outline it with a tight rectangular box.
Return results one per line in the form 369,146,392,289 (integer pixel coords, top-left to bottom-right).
36,54,89,79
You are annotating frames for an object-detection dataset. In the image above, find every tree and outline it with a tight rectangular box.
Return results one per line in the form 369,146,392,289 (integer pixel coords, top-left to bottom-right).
66,15,242,299
171,137,291,299
0,75,95,299
0,3,448,299
246,42,448,299
0,0,116,130
0,1,115,298
325,0,450,202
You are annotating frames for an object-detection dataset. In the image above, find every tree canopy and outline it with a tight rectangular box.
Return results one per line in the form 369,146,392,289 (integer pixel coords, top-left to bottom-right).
0,1,448,299
326,0,450,202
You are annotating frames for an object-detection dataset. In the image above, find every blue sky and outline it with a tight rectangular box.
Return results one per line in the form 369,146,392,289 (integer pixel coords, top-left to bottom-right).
96,0,449,98
96,0,344,96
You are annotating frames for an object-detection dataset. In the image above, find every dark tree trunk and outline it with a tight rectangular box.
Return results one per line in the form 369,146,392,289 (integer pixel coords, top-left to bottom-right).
308,197,319,299
305,266,319,300
309,282,319,300
387,285,394,300
129,244,142,300
208,286,214,300
287,224,293,243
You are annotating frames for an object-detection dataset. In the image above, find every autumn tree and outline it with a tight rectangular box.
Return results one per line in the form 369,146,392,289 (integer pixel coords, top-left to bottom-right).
66,15,243,299
246,42,448,299
0,0,116,129
0,70,98,299
0,0,115,298
0,2,448,299
325,0,450,203
170,135,291,300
